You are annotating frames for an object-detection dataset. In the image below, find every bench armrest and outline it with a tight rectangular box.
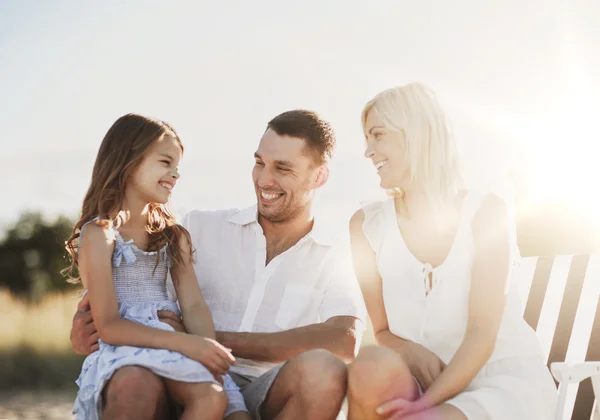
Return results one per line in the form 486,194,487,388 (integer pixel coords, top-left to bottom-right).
551,362,600,420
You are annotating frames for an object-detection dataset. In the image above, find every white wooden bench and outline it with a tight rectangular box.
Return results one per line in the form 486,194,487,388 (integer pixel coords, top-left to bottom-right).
514,254,600,419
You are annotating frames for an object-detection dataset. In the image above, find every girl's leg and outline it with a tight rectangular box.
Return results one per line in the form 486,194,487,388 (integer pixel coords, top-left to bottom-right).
102,366,172,420
164,379,227,420
224,411,252,420
347,346,419,420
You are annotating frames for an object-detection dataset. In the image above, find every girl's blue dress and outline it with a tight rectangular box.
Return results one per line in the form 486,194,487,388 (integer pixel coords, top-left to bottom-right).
73,221,247,419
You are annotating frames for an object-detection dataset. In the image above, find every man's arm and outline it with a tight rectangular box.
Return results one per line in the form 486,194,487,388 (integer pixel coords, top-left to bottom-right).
216,315,360,363
70,294,99,355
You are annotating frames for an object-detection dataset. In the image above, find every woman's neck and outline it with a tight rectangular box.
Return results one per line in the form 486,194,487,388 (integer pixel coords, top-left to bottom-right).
397,186,461,225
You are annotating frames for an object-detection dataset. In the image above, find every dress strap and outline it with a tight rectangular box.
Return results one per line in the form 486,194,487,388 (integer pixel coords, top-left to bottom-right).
78,217,137,267
77,216,103,252
360,199,392,254
457,190,487,232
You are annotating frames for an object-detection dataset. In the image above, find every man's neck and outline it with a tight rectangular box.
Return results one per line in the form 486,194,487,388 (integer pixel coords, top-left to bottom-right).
259,207,315,264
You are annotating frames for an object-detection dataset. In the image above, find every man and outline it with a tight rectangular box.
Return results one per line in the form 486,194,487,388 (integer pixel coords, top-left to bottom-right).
70,110,366,419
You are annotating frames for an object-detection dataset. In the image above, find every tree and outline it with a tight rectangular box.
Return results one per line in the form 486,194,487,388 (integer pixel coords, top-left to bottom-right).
0,212,78,301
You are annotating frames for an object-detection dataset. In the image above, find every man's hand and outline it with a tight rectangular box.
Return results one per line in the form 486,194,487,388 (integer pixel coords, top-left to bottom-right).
157,310,186,333
70,294,99,355
402,342,446,391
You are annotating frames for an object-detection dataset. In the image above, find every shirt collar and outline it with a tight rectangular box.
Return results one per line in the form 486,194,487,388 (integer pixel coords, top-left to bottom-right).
228,204,332,246
228,204,259,226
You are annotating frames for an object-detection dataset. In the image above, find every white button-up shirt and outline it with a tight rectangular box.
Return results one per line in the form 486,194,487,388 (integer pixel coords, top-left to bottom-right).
169,205,366,378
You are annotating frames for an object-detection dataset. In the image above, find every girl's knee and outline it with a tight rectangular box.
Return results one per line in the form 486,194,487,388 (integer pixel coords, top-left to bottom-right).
105,366,166,401
185,383,228,416
103,367,169,418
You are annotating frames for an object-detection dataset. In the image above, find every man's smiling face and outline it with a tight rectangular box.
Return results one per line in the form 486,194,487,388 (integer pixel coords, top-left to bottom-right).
252,128,321,223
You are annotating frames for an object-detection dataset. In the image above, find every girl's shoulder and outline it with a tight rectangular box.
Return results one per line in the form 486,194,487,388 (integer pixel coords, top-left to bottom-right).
79,218,117,249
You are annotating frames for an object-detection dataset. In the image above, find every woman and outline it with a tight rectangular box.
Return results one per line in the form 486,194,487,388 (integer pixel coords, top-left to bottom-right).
347,83,557,419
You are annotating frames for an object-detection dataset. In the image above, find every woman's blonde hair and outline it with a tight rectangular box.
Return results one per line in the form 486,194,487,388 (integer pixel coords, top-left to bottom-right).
361,82,462,204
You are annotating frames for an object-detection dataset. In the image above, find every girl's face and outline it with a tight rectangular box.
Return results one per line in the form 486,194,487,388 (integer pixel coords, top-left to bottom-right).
128,135,182,205
363,110,409,190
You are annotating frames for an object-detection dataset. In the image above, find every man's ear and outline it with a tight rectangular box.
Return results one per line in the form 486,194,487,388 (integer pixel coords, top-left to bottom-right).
314,165,329,189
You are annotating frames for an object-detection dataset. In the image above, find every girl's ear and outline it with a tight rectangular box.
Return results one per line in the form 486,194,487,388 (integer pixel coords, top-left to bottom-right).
314,165,329,189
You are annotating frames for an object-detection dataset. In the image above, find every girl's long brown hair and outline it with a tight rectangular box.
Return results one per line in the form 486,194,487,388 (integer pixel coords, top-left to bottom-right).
64,113,193,284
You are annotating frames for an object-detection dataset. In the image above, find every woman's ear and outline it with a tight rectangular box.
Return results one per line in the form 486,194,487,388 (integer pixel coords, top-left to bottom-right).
314,165,329,189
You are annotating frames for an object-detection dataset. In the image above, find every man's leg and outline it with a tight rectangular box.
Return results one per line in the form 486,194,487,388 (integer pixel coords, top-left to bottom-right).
102,366,172,420
248,349,347,420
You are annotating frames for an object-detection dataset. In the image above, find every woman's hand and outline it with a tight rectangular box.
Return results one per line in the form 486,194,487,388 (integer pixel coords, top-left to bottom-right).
402,342,446,391
376,396,430,419
177,335,236,380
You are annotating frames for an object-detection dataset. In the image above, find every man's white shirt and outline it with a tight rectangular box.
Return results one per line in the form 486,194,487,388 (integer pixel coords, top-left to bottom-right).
167,205,366,378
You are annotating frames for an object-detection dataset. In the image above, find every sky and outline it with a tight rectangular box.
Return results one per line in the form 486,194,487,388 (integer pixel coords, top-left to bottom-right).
1,0,599,238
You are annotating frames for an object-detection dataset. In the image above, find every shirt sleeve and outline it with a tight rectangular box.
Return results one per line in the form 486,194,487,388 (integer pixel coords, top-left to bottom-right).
318,242,367,325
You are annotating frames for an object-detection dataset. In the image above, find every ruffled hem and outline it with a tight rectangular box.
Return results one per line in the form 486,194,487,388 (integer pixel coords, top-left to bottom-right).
73,352,247,419
72,302,247,419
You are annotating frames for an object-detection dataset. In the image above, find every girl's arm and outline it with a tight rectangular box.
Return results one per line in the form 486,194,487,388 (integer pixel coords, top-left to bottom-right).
80,223,233,375
169,233,216,339
349,210,446,389
81,223,190,349
419,193,512,408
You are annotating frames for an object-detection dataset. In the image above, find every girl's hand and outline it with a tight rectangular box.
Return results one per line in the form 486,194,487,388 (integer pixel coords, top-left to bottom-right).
376,397,429,419
178,335,236,379
402,342,446,391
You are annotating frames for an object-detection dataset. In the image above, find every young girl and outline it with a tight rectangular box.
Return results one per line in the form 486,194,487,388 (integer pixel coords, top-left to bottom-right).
347,84,557,419
65,114,250,420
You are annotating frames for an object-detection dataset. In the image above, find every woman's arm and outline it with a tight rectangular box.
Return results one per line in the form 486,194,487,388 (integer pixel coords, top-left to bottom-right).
169,234,216,339
349,210,446,388
80,223,233,375
420,194,512,407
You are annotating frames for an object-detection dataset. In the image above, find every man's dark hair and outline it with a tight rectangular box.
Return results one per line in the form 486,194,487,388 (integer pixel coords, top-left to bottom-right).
267,110,336,165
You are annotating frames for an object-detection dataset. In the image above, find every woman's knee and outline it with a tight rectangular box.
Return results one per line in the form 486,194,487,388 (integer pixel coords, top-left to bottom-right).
348,346,413,400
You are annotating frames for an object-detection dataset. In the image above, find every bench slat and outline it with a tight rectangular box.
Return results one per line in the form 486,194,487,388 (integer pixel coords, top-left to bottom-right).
572,290,600,419
524,256,554,330
547,255,590,369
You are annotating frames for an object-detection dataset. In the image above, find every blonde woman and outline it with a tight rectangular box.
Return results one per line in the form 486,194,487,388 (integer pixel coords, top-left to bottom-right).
347,83,557,419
